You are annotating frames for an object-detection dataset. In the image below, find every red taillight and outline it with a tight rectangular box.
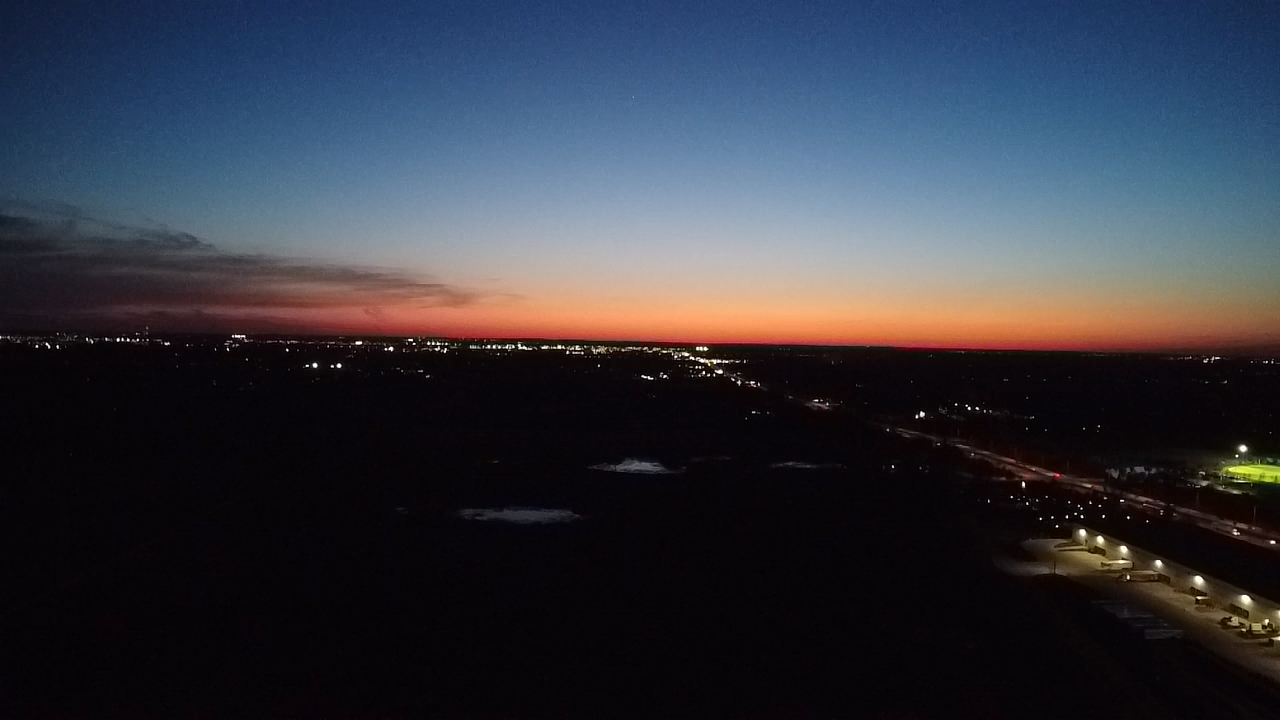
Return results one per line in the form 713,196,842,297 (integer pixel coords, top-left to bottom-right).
1053,473,1061,479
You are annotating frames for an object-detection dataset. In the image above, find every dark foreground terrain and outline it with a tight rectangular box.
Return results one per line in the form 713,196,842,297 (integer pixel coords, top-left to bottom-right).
0,338,1246,717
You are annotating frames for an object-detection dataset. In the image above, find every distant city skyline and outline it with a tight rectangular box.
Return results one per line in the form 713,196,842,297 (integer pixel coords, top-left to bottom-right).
3,1,1278,351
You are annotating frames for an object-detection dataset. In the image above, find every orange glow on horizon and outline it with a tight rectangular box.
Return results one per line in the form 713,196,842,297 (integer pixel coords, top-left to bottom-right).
105,261,1279,352
216,289,1280,353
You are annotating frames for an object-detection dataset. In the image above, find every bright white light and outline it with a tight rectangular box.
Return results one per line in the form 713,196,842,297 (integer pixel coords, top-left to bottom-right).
1242,594,1252,603
1021,481,1026,489
354,340,363,346
1238,444,1249,454
1119,545,1129,554
1193,575,1204,584
1095,535,1104,544
335,363,342,369
1154,560,1163,568
1077,529,1087,537
311,362,319,369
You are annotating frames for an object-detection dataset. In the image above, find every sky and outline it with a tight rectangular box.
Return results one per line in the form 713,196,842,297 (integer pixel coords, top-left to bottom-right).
2,0,1279,351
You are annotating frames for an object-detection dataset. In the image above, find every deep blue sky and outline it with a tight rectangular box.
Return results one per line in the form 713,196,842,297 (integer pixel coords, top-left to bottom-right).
3,0,1279,347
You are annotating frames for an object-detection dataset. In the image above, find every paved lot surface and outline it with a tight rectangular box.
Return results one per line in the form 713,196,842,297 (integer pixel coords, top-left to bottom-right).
1022,538,1280,684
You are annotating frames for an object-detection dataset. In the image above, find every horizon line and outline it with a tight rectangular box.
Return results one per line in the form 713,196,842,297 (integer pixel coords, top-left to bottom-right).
4,327,1277,358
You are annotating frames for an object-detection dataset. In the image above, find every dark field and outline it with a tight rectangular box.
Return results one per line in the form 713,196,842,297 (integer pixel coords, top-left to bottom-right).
0,339,1252,717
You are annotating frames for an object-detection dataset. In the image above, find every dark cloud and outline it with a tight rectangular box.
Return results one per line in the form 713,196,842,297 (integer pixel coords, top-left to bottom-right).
0,214,42,233
0,308,332,336
0,202,482,332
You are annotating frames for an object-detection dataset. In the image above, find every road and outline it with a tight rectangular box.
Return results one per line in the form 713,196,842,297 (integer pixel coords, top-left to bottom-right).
734,358,1273,554
890,426,1280,553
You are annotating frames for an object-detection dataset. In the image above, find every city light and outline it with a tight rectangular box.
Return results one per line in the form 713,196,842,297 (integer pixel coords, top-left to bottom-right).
1238,444,1249,454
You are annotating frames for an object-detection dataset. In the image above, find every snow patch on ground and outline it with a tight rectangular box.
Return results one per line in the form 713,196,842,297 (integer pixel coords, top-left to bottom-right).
770,461,846,470
457,507,582,524
589,459,682,474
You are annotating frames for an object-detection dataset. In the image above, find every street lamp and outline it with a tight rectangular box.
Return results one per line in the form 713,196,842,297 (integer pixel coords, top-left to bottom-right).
1238,444,1249,455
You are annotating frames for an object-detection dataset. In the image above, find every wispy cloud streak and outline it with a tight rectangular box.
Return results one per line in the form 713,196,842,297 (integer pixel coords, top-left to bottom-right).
0,201,480,331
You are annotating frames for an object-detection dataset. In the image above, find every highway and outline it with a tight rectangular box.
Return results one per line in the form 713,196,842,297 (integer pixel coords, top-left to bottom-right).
889,425,1280,553
742,367,1280,552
